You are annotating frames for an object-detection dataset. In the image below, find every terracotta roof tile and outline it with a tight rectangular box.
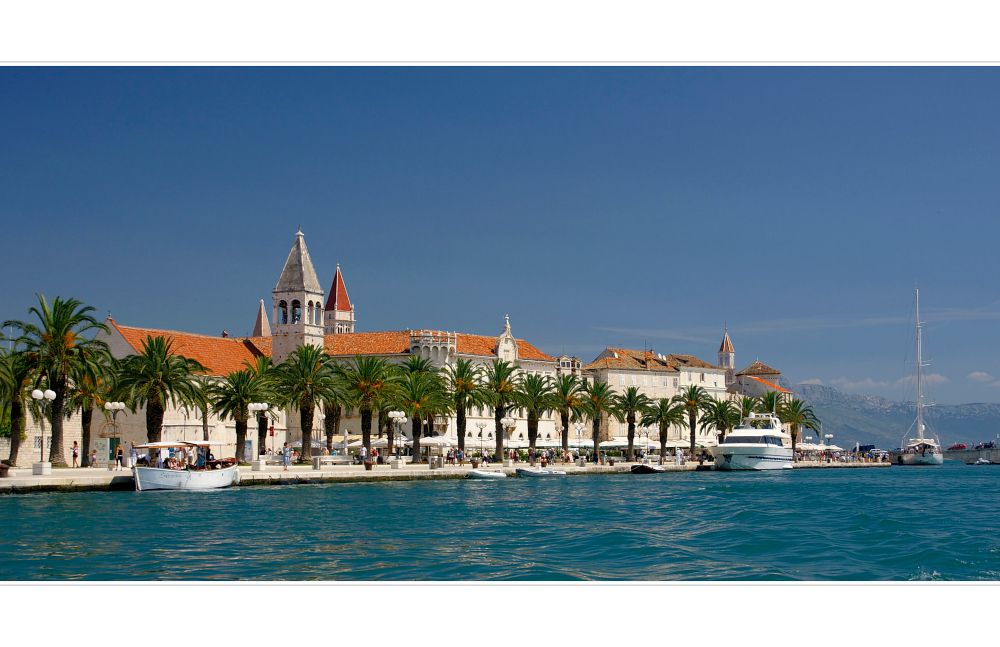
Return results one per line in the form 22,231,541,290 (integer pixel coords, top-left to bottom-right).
736,361,781,376
111,320,264,377
325,331,411,356
454,333,553,361
324,265,352,312
719,331,734,354
583,347,721,372
747,375,790,393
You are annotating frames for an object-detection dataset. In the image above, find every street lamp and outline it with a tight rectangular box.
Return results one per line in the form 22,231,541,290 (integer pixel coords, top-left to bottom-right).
103,401,126,468
31,388,56,474
388,411,408,458
475,421,487,459
501,416,515,464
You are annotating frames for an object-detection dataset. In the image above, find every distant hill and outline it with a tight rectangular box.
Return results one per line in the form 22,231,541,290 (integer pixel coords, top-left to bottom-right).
781,380,1000,449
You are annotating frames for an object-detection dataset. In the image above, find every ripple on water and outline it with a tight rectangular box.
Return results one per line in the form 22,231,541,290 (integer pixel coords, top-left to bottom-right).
0,462,997,580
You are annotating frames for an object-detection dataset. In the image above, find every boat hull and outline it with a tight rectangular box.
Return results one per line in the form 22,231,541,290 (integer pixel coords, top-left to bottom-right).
466,469,507,479
898,452,944,466
515,468,567,477
133,465,238,491
630,464,665,474
709,445,793,471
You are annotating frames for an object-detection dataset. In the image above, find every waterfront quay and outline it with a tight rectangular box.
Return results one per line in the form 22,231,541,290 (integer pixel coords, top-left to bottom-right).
0,459,889,494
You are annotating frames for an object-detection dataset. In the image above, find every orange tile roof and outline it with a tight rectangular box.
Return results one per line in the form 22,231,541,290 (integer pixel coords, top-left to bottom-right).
455,333,553,362
324,265,352,312
719,331,734,353
110,319,264,377
582,347,721,372
747,375,790,393
736,361,781,376
324,331,411,356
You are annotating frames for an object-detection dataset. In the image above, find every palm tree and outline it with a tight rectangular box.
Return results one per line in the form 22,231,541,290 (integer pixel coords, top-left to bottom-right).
395,371,449,460
320,363,355,455
399,355,440,449
0,348,35,466
779,398,819,459
641,398,687,456
580,381,617,457
244,356,277,454
114,335,207,443
481,359,523,461
66,358,113,467
3,295,110,467
273,345,342,462
700,399,741,443
757,390,785,416
673,385,713,455
518,374,555,452
552,374,583,454
444,358,483,453
209,369,274,463
736,395,758,418
340,355,401,456
616,386,652,461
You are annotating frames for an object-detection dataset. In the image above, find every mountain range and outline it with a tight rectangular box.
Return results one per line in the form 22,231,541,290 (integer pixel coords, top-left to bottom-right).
780,378,1000,450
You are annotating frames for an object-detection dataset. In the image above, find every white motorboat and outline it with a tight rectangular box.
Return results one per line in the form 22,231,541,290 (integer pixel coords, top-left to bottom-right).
515,467,567,477
898,289,944,467
974,457,992,466
709,411,792,471
133,441,239,491
465,469,508,479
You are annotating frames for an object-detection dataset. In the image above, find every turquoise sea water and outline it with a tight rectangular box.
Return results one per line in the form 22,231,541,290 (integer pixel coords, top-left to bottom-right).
1,461,997,580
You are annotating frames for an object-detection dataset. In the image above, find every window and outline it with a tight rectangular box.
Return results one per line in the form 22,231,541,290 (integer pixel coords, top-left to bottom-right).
631,375,637,387
652,377,658,387
673,378,678,387
291,300,301,324
619,375,625,386
700,373,705,382
278,300,288,324
642,376,647,387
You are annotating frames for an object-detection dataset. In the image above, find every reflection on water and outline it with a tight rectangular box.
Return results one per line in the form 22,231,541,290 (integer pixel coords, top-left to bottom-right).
0,462,997,580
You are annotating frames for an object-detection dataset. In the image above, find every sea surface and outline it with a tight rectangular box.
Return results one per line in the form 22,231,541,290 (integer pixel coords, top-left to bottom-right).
1,461,997,580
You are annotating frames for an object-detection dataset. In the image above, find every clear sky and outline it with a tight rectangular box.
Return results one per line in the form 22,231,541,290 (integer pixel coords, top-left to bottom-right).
3,66,1000,404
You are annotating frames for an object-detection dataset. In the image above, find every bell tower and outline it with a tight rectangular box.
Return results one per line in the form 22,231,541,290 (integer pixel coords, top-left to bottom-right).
271,229,326,364
719,328,735,387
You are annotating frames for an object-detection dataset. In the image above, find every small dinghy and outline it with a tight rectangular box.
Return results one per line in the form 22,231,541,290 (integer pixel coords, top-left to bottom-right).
466,469,508,479
974,457,992,466
515,468,567,477
630,464,665,474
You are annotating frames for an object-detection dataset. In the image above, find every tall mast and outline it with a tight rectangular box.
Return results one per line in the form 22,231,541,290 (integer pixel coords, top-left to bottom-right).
916,288,923,440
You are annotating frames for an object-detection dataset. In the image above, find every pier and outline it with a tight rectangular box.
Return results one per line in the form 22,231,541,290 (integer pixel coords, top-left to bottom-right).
0,459,890,494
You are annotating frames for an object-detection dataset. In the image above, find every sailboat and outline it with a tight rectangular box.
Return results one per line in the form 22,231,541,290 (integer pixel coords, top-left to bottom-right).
898,288,944,466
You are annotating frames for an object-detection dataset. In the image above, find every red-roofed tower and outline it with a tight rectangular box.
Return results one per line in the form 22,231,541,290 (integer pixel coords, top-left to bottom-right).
324,264,356,335
719,328,735,387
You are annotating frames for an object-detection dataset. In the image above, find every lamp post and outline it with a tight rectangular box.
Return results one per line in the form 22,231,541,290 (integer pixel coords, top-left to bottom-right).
103,401,126,470
501,416,515,465
475,421,487,460
574,422,585,462
388,411,407,459
31,388,56,475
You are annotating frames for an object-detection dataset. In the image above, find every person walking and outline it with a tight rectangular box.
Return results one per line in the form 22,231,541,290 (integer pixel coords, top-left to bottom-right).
90,449,98,467
282,442,291,471
129,443,138,468
115,443,124,471
71,441,80,468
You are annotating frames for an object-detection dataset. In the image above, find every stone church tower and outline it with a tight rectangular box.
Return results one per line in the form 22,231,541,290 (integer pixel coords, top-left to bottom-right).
324,264,355,334
271,229,325,364
719,328,735,388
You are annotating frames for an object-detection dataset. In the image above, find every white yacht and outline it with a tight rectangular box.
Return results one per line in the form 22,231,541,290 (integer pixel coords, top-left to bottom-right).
709,411,793,470
898,289,944,466
132,441,239,491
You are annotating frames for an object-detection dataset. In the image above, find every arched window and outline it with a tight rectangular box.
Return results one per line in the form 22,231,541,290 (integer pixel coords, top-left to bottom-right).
291,300,301,324
278,301,288,324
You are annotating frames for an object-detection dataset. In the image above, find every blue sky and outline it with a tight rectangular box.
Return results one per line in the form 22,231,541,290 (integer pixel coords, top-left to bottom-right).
3,66,1000,404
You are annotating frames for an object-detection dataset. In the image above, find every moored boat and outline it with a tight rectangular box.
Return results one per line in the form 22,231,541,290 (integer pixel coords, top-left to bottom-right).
708,412,792,471
466,469,508,479
515,467,567,477
897,289,944,467
133,441,238,491
630,464,665,474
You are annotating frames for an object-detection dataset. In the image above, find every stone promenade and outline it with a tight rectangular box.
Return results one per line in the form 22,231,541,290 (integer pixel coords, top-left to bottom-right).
0,458,889,494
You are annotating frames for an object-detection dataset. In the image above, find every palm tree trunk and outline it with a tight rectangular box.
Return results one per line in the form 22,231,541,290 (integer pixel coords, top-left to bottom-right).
560,409,570,454
627,417,636,461
528,412,538,452
494,405,505,462
456,400,466,452
360,406,372,456
235,418,248,463
49,378,67,467
689,411,697,455
659,422,667,456
146,398,164,443
201,408,209,441
792,423,798,461
7,400,23,466
592,417,600,457
300,404,314,462
80,406,93,467
324,406,338,453
411,417,422,460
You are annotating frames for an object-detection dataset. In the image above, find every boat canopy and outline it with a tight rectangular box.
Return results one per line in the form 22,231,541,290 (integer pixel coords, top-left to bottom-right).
134,440,233,449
